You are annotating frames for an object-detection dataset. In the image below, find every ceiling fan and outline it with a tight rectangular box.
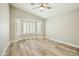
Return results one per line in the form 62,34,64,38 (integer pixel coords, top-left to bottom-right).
30,3,52,11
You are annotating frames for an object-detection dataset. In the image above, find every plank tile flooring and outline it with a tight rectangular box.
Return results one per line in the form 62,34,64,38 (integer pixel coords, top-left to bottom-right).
5,38,79,56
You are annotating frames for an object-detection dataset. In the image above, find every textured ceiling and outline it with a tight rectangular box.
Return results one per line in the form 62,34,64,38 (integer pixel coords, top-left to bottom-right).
11,3,79,19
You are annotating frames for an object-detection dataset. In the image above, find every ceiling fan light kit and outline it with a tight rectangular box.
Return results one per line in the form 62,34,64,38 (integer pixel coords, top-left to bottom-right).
40,6,44,10
30,3,52,11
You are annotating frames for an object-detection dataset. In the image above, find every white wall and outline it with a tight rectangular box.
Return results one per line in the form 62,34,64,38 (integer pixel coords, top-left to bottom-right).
10,5,45,41
0,3,9,55
46,8,79,46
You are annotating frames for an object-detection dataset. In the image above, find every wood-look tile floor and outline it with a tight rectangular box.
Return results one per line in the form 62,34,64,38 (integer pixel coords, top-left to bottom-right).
6,38,79,56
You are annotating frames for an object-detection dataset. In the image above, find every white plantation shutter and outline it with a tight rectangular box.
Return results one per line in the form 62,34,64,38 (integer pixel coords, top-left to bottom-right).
23,21,26,34
37,21,42,34
26,21,30,33
16,20,21,35
32,22,35,34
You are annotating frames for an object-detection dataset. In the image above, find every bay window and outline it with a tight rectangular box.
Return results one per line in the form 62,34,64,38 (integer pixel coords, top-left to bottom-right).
16,19,42,36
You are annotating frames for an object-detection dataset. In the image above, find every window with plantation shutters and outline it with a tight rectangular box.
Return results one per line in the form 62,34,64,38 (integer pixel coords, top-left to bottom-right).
16,19,42,35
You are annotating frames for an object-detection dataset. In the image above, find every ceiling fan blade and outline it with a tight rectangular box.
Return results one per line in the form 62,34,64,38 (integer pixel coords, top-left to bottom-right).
30,3,35,5
32,7,38,9
47,7,52,9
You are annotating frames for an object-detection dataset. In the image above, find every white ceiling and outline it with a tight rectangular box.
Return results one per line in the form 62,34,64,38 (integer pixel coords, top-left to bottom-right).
10,3,79,19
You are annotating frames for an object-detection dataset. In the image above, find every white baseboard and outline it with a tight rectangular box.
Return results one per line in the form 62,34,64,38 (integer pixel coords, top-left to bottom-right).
45,37,79,49
1,42,11,56
10,37,45,43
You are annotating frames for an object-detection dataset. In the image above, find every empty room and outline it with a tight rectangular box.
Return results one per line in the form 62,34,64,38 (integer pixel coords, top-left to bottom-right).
0,3,79,56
